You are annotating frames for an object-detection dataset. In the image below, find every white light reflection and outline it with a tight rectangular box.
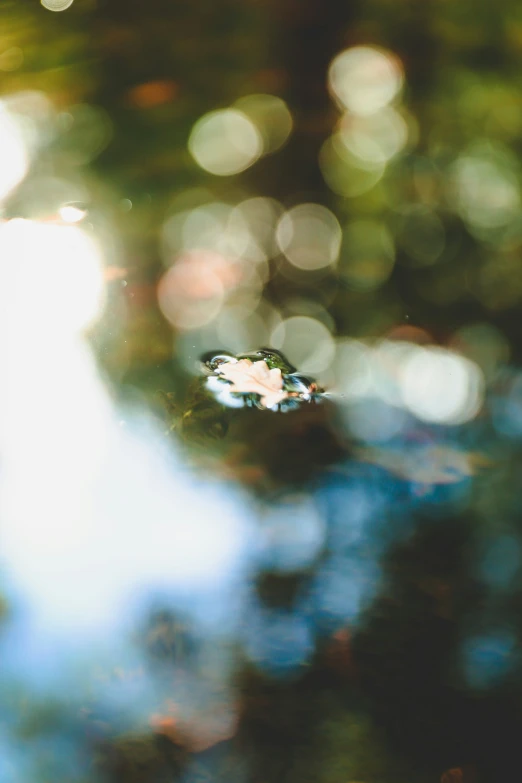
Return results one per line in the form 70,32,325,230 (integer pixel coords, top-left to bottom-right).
334,339,484,428
0,215,257,689
328,46,404,116
276,203,342,270
8,176,89,222
158,249,243,330
41,0,74,9
334,340,375,399
271,316,336,374
260,495,325,573
342,398,407,443
188,109,262,176
176,300,282,374
230,196,284,262
0,102,28,202
451,146,520,233
58,203,88,223
0,218,104,333
162,199,275,274
0,218,111,640
399,346,484,425
216,307,271,354
335,338,418,406
163,202,239,258
283,297,336,334
336,107,408,168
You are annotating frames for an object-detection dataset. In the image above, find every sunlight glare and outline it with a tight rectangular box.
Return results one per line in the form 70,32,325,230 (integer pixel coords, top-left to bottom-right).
0,102,29,202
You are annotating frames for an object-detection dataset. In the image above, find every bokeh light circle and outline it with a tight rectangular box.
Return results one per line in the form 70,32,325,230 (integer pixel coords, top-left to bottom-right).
188,109,262,176
276,203,341,270
158,250,238,330
270,316,336,373
336,107,408,168
452,150,520,232
41,0,74,10
58,103,113,165
399,346,484,424
328,46,404,116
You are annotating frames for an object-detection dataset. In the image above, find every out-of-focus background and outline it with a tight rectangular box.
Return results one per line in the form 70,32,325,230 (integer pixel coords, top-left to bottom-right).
2,1,522,782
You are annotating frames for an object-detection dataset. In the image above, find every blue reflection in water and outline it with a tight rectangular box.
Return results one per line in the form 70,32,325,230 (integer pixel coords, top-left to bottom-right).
0,730,28,783
259,494,325,573
314,475,385,549
26,732,91,782
182,747,249,783
341,398,409,444
315,461,415,554
0,717,92,783
477,534,521,591
462,630,518,689
407,473,473,516
243,606,315,675
491,369,522,439
303,553,381,634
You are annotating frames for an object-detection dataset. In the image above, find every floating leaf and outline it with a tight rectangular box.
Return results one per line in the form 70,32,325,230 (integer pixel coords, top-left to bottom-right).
218,358,288,409
201,348,325,412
